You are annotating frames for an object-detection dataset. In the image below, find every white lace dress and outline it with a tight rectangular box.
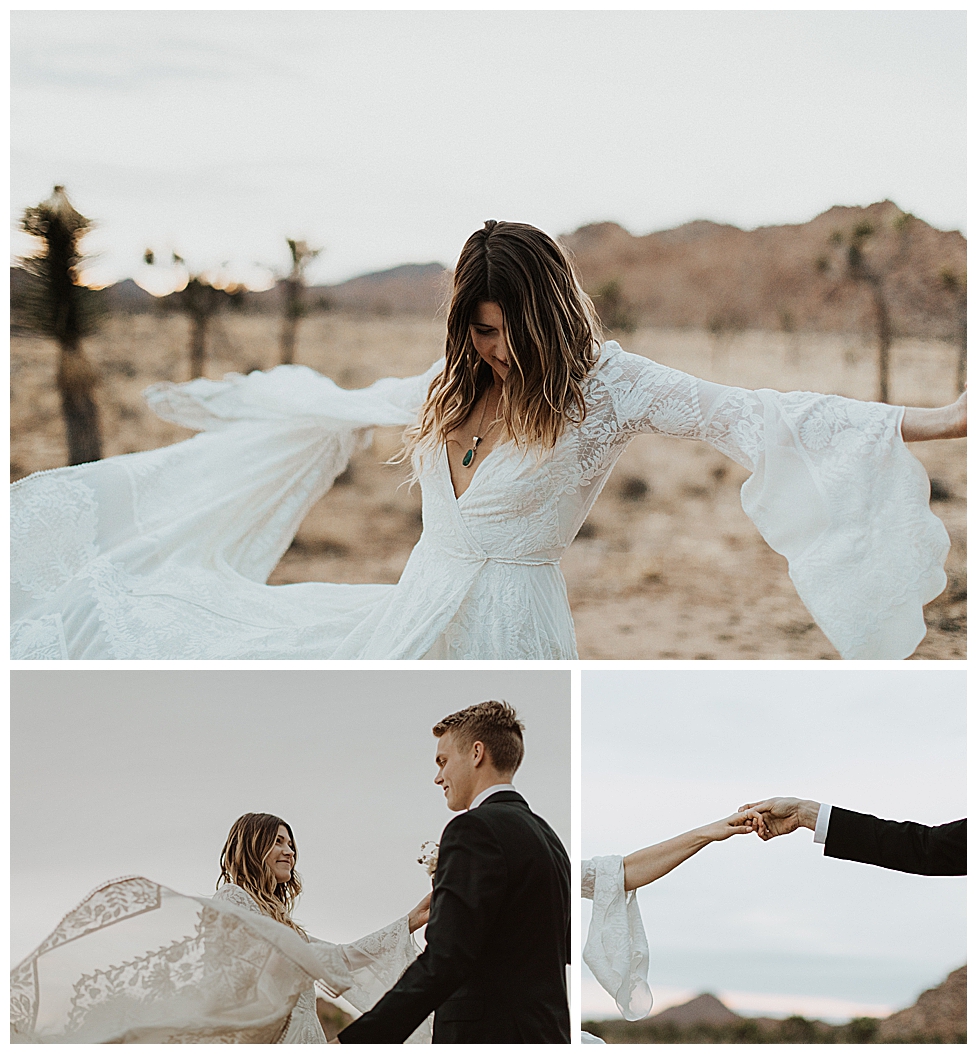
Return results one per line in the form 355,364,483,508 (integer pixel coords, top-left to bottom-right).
10,342,949,659
582,856,652,1022
10,876,429,1044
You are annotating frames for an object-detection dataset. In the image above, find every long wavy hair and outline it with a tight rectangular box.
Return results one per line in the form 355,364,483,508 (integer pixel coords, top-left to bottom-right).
402,220,602,468
217,812,307,938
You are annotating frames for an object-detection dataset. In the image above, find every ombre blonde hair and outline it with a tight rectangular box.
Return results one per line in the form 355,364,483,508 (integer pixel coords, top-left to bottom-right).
403,221,602,467
217,812,307,938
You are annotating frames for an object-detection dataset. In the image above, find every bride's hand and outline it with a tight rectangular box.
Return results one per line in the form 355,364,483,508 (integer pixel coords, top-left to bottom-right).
703,810,761,842
408,892,431,932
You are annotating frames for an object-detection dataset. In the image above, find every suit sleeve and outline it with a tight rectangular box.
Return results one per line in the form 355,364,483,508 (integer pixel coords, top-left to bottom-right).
339,812,507,1044
823,809,966,876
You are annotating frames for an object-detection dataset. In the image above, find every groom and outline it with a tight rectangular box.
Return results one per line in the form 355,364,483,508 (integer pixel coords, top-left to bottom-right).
338,700,571,1044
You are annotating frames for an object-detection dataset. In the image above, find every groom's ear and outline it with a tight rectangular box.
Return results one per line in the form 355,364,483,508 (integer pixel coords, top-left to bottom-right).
471,740,487,767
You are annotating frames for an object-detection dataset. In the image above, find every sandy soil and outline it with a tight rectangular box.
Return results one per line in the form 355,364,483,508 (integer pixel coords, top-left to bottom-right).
11,312,966,660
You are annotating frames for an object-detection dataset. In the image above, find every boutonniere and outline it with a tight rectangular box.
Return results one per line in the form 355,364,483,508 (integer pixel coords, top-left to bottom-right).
417,840,439,877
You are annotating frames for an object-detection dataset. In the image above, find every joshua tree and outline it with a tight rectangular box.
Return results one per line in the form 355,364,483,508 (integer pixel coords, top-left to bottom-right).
280,238,322,364
145,251,244,378
939,267,967,394
19,185,104,464
591,278,636,335
817,213,913,403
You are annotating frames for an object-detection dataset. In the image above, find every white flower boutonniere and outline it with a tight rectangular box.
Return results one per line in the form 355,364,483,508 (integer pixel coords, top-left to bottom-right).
417,840,439,877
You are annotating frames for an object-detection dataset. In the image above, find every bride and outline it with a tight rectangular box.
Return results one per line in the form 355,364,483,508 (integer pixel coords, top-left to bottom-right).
582,809,760,1024
11,813,432,1044
11,220,965,660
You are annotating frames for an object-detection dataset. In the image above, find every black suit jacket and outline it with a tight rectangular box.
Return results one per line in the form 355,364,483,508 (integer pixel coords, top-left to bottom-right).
824,808,966,876
339,791,570,1044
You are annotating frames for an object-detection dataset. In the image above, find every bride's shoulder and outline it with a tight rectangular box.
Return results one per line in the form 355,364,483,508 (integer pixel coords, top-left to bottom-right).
213,882,262,913
583,341,645,402
587,341,647,383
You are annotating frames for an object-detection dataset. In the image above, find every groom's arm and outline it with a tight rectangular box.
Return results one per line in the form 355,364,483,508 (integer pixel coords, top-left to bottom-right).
823,808,966,876
338,811,507,1044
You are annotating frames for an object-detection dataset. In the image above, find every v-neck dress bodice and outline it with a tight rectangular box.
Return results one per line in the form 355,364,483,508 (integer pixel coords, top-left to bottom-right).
11,343,949,659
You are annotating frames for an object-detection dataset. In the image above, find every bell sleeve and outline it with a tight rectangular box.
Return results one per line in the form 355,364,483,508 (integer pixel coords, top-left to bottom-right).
602,343,950,659
11,360,446,650
582,856,652,1021
213,885,430,1042
309,919,431,1044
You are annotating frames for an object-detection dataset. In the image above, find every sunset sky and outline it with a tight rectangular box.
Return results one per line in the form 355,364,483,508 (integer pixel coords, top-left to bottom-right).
11,10,965,289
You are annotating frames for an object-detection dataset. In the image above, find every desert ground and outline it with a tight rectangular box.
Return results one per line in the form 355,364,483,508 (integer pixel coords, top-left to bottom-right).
11,312,966,659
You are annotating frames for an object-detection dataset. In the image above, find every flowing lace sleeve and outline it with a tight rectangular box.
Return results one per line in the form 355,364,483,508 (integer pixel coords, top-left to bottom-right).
10,360,446,637
600,343,950,659
11,877,331,1043
144,359,445,432
312,917,416,1007
214,886,429,1042
582,856,652,1021
309,918,431,1044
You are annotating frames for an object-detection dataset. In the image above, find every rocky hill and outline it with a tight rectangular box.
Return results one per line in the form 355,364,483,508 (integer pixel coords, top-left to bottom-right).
877,965,966,1043
562,201,965,339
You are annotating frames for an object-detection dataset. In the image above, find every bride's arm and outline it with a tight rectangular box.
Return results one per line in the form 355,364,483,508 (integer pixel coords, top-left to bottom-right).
901,391,966,441
623,811,757,891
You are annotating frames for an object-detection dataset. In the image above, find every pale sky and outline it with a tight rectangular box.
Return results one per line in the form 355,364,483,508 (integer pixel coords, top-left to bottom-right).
10,10,965,289
11,670,570,966
582,670,966,1022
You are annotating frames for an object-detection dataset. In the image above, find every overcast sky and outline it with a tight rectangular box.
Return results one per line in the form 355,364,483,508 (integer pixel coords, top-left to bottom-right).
11,669,570,968
582,670,966,1022
11,10,965,289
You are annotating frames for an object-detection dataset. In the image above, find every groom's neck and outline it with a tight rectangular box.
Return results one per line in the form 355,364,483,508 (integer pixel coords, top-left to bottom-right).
463,770,514,809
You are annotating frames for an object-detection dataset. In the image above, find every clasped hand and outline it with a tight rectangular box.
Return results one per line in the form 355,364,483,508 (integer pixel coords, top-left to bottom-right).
737,797,820,840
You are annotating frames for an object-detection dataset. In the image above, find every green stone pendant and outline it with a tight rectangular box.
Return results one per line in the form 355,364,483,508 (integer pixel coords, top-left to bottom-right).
462,436,482,468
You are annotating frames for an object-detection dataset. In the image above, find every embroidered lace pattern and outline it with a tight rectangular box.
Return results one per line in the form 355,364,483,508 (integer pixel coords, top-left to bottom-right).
581,856,652,1021
11,876,427,1045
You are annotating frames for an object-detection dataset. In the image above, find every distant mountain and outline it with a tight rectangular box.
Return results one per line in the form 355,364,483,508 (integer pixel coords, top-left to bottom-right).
584,966,967,1044
239,261,450,318
318,261,449,316
649,992,740,1026
11,202,964,335
102,278,156,313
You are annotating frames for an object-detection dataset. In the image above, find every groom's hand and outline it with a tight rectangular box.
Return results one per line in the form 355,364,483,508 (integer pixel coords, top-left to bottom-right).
739,797,819,840
408,892,431,933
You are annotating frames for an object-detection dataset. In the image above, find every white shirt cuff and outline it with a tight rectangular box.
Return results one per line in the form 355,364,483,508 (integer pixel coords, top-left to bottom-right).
813,803,832,844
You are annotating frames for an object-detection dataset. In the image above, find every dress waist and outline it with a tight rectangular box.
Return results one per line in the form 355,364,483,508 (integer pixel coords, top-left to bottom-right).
416,532,561,568
486,554,561,567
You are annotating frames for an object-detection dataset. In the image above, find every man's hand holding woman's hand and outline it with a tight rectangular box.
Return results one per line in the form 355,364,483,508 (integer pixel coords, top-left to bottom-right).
739,797,820,840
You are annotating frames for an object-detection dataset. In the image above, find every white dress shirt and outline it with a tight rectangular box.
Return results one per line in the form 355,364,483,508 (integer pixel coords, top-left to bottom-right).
813,803,833,844
469,783,517,810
